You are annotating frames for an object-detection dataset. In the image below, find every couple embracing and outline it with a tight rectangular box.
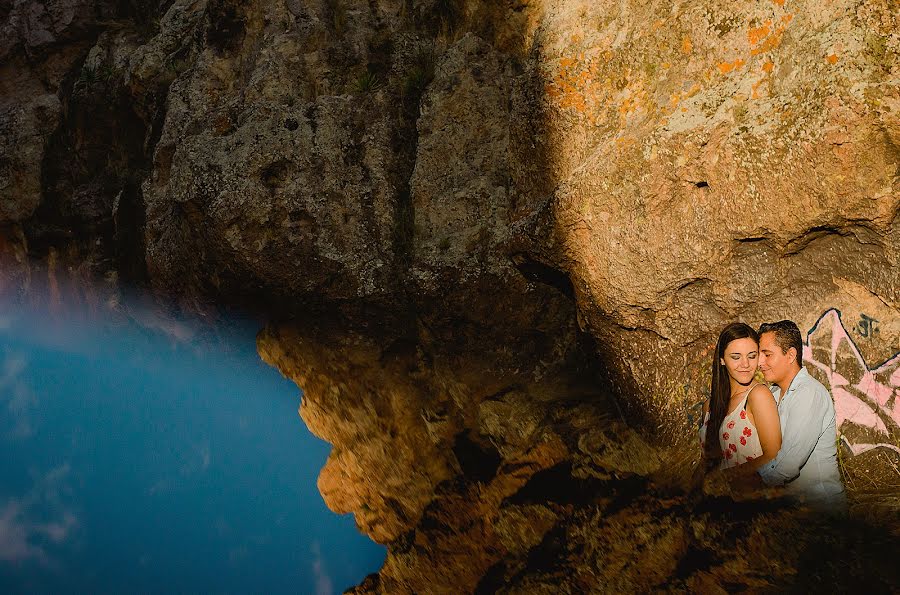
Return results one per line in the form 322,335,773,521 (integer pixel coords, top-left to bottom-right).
700,320,847,513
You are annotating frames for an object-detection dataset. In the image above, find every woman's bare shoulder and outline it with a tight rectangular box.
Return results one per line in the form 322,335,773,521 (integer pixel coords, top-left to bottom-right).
748,383,774,398
747,383,776,409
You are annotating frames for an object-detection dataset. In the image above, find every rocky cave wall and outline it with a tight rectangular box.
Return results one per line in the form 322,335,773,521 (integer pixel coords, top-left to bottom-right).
1,0,898,592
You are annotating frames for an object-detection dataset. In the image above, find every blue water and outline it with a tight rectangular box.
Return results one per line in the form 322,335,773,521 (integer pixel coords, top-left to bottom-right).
0,295,385,593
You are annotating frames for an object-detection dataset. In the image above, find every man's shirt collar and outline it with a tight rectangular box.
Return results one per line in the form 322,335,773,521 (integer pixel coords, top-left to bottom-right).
787,367,810,393
770,366,809,399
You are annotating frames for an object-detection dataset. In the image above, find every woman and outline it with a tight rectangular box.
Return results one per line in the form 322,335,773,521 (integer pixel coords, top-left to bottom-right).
700,322,781,472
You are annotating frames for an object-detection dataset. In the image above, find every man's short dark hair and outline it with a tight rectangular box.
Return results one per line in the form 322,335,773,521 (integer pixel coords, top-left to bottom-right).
758,320,803,367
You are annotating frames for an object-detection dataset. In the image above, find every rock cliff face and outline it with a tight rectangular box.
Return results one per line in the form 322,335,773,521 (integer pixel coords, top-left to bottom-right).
528,0,900,433
2,0,898,591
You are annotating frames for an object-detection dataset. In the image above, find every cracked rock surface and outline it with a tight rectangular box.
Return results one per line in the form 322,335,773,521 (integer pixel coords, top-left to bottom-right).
2,0,898,591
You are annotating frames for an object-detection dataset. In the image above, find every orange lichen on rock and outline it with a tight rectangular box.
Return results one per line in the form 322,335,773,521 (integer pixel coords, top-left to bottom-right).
546,53,662,128
752,60,775,99
545,55,631,126
668,82,702,112
827,53,839,64
717,58,746,74
618,93,639,122
614,134,638,147
681,36,693,55
749,15,792,56
748,21,772,47
546,57,591,112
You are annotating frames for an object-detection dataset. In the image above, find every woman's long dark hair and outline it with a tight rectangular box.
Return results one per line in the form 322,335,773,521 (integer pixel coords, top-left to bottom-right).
705,322,759,468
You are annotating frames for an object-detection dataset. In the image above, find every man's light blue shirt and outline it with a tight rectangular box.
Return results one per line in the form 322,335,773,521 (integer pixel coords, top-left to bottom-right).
758,367,847,512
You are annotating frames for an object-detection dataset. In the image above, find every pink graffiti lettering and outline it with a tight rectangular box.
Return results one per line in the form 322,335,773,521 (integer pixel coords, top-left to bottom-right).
804,309,900,457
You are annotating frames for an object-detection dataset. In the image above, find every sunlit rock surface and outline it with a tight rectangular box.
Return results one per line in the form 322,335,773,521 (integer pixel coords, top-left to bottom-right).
526,0,899,436
2,0,898,591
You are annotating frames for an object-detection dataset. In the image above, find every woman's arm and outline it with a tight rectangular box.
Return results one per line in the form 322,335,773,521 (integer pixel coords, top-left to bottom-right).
744,384,781,470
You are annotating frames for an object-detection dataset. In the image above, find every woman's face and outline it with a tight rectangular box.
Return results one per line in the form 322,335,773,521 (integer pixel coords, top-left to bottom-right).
720,337,759,386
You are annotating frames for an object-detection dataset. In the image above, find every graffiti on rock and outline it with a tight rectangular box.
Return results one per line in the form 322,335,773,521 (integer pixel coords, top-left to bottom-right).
855,313,880,339
805,309,899,457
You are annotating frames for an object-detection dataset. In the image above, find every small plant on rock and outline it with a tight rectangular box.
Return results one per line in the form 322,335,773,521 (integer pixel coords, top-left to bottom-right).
78,65,99,85
403,46,436,99
354,71,384,94
75,63,116,91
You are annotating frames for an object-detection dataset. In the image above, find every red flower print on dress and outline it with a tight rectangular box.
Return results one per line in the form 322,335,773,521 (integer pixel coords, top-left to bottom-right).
727,420,735,429
725,449,733,459
740,436,747,446
729,443,738,452
746,455,755,461
740,410,747,419
743,427,752,437
723,432,730,441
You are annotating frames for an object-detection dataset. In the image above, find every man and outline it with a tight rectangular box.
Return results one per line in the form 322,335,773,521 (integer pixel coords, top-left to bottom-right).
756,320,847,512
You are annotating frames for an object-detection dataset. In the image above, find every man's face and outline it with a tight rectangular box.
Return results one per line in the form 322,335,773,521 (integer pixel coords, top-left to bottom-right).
759,331,795,385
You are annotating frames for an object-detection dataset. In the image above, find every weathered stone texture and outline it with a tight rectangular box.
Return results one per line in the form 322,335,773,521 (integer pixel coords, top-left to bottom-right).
3,0,898,591
0,0,113,222
519,0,899,431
